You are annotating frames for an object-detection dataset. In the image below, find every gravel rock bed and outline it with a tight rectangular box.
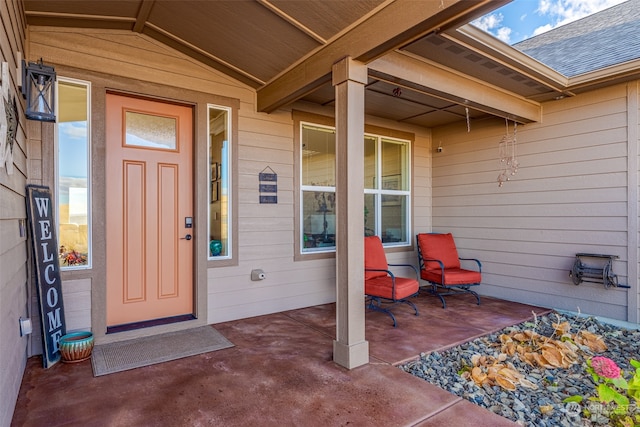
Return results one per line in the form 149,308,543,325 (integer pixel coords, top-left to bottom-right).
398,311,640,426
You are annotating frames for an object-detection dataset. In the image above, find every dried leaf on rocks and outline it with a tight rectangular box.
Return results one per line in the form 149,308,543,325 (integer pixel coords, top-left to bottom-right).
553,321,571,336
539,404,554,414
496,375,517,390
577,330,608,352
467,316,607,390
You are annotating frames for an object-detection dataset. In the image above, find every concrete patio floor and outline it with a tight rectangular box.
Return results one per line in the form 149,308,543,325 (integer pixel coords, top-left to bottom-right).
12,294,552,426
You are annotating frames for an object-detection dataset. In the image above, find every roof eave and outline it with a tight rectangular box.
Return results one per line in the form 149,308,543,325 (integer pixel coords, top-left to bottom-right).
567,58,640,92
449,24,570,91
256,0,504,113
453,24,640,99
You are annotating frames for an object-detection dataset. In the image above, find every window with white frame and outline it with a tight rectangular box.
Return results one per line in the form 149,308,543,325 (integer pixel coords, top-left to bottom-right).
56,79,91,269
300,122,410,253
208,105,232,259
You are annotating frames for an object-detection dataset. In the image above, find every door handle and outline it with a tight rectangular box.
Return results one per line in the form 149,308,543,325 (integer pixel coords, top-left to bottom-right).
181,234,192,241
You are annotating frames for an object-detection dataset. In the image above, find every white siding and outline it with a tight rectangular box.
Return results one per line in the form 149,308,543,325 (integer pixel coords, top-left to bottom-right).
62,279,91,332
432,83,638,323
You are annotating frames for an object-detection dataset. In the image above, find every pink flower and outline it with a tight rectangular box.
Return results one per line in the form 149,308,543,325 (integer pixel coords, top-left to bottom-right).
591,356,621,379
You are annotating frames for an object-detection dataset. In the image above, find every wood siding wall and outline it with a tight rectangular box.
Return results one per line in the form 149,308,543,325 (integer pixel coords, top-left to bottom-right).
432,83,640,323
27,27,432,330
0,1,28,426
633,82,640,323
210,110,431,323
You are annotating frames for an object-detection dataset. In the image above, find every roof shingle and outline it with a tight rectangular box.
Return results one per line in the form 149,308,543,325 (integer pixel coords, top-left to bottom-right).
514,0,640,77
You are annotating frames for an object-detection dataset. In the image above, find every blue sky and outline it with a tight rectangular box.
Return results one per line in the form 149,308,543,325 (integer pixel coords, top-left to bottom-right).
473,0,628,45
59,122,88,178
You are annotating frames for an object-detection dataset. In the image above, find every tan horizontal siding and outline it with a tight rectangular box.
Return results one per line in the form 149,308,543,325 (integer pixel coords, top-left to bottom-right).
634,81,640,323
29,28,254,103
432,83,633,321
1,1,28,425
27,24,432,327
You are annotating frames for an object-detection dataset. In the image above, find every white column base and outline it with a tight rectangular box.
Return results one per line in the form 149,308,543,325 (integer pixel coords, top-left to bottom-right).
333,339,369,369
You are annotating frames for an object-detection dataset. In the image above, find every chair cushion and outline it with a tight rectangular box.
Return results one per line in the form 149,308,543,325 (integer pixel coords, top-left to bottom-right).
417,233,461,269
365,276,419,300
364,236,388,279
421,268,481,286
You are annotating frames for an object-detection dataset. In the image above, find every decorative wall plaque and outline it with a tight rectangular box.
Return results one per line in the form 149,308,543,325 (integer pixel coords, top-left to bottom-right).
259,166,277,204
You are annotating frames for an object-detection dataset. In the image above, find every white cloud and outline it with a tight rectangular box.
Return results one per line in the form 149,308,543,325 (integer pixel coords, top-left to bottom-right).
472,13,513,43
472,13,504,32
537,0,553,15
535,0,627,30
532,23,553,36
60,122,87,139
474,0,629,45
496,27,513,43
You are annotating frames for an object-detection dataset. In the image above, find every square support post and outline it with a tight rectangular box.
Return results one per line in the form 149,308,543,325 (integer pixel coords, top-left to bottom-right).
332,57,369,369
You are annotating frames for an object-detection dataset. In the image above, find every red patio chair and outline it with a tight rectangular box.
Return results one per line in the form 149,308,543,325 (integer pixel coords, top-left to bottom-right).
364,236,419,327
416,233,481,308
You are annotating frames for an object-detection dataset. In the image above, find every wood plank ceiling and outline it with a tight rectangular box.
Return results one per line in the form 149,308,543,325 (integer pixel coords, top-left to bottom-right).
23,0,569,127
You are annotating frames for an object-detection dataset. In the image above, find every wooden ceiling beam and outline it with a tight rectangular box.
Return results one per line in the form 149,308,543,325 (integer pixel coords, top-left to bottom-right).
257,0,502,113
133,0,155,33
257,0,326,44
24,11,135,29
369,51,541,123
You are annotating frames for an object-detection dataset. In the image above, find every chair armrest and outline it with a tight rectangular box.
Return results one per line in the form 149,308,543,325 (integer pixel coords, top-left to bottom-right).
365,268,395,278
417,257,446,285
418,257,445,271
388,263,419,280
459,258,482,272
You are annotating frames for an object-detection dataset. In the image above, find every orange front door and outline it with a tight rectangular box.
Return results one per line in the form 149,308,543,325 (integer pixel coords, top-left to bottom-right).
106,93,193,327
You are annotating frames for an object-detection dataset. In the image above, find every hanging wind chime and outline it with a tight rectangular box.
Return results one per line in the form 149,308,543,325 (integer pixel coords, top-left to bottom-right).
465,107,471,133
497,119,519,187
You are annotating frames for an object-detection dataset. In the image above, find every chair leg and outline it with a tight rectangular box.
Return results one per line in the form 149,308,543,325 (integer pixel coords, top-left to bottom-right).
469,289,481,305
366,297,398,327
400,299,419,316
437,293,446,309
434,283,447,308
455,285,481,305
421,285,447,308
421,282,483,308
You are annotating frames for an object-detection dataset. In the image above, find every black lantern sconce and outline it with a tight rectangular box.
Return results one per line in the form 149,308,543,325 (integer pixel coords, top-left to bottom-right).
21,59,56,122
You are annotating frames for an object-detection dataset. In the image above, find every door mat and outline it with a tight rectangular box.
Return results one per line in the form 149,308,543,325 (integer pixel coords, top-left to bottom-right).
91,326,234,376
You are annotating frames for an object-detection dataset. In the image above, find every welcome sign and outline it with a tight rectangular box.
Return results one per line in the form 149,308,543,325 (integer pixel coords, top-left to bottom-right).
26,185,66,368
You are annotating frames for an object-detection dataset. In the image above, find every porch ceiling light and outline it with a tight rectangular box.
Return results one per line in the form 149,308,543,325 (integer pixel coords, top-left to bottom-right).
22,59,56,122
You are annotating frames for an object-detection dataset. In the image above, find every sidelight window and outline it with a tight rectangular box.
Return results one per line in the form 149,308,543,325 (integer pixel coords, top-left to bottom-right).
56,79,91,269
208,105,232,259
